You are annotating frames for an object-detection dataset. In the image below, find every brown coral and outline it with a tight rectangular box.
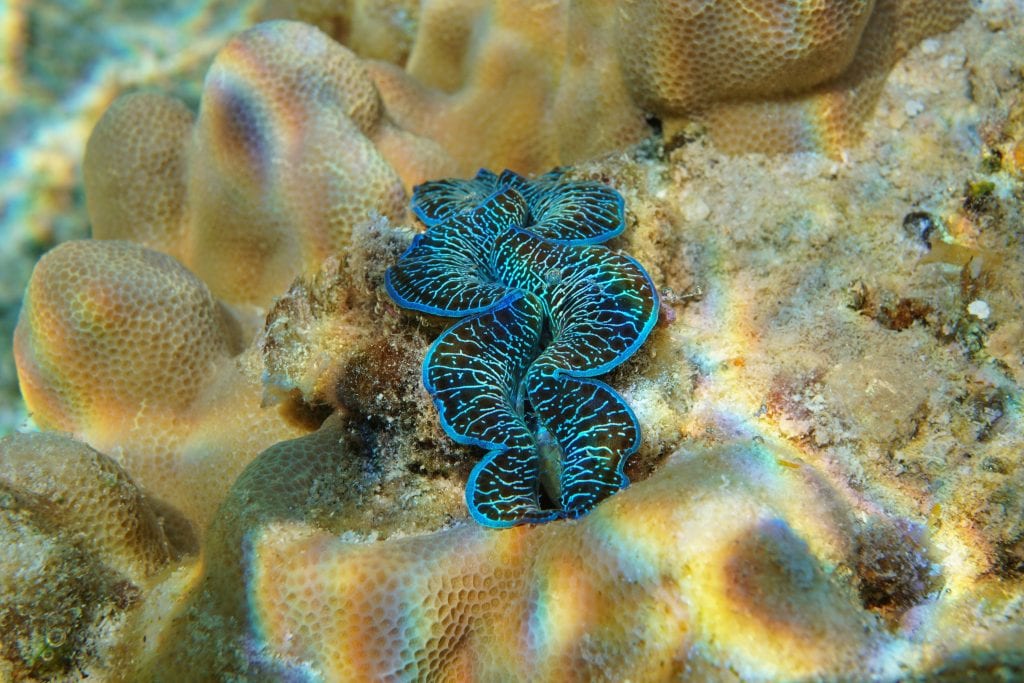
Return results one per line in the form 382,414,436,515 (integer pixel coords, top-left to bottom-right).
0,432,182,582
13,239,308,530
84,21,419,307
0,432,186,680
695,0,973,153
137,415,464,679
86,2,969,228
149,438,888,683
366,0,649,174
83,92,194,261
618,0,872,111
363,0,969,171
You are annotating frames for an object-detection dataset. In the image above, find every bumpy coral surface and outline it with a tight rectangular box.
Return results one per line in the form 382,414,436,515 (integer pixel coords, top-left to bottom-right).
6,1,1024,681
0,0,261,434
13,239,308,530
364,0,969,172
0,431,187,680
83,92,194,261
248,440,881,681
81,1,971,242
84,21,412,307
140,429,1021,682
694,0,975,153
0,432,179,583
134,415,465,680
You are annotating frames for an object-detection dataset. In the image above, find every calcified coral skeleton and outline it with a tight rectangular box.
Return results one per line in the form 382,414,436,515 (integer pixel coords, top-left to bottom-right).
84,0,971,262
363,0,970,167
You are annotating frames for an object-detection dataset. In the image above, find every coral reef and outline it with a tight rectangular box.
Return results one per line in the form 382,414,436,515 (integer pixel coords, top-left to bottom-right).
0,0,972,431
4,0,1024,680
0,432,186,583
237,440,938,681
0,0,264,433
145,435,892,680
13,239,309,530
0,431,188,680
364,0,970,171
83,21,413,307
619,0,973,153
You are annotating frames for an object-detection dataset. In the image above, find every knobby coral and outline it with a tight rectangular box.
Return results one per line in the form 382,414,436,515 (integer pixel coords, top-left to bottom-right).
386,170,658,526
0,432,192,679
233,437,901,681
360,0,970,168
13,239,310,532
83,0,972,258
83,21,419,308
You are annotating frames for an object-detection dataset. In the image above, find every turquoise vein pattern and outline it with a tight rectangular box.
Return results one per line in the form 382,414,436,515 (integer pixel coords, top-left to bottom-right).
386,169,659,527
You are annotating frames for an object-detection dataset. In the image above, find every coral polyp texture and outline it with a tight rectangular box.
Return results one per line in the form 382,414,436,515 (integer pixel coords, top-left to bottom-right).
79,1,972,246
0,431,190,679
359,0,969,172
386,170,657,525
155,434,1016,682
248,441,880,681
84,21,412,307
13,239,308,530
0,432,182,584
7,1,1024,681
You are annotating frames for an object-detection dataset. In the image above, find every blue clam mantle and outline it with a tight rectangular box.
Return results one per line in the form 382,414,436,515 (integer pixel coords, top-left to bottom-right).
386,169,658,527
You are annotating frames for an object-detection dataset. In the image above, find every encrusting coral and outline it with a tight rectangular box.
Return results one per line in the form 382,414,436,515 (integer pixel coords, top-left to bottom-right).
245,439,881,681
83,21,421,307
0,431,190,680
13,239,309,531
692,0,975,153
133,414,466,680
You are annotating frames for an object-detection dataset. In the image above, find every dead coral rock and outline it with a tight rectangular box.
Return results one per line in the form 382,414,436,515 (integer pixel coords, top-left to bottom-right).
854,517,939,620
262,255,366,407
261,220,420,414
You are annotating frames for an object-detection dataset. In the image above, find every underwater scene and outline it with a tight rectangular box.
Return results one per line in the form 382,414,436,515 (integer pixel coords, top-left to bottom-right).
0,0,1023,680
